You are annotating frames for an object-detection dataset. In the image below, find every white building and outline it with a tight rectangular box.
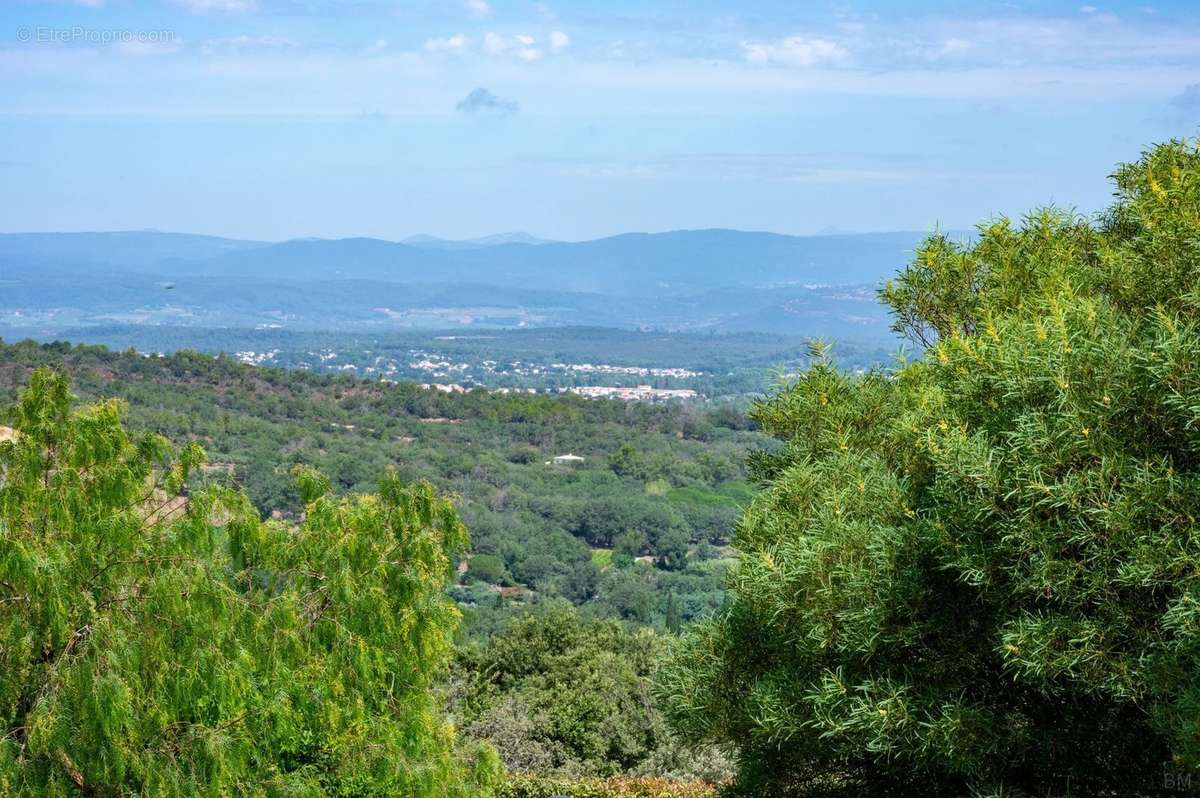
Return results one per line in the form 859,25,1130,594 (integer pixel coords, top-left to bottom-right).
551,454,585,466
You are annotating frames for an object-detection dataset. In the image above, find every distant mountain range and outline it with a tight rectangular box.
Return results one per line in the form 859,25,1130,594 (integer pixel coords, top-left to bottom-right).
402,232,557,249
0,228,950,340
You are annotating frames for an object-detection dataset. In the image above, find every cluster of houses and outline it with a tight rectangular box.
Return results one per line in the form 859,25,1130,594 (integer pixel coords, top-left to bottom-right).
562,385,698,401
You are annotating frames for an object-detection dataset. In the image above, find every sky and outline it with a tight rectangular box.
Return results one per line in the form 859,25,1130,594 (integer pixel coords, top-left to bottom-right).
2,0,1199,242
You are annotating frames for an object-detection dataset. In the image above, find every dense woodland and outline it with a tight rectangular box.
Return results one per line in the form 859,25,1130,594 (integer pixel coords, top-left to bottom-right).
0,339,766,637
4,139,1200,796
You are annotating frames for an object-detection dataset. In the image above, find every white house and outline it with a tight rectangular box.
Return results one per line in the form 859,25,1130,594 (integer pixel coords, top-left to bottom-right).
551,453,585,466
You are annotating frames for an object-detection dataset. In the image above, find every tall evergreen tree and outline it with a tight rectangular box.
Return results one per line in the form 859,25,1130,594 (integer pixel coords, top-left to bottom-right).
658,139,1200,796
0,369,499,796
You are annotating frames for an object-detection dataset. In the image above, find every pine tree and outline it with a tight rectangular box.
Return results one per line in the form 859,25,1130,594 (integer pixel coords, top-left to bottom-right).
658,139,1200,796
0,368,500,796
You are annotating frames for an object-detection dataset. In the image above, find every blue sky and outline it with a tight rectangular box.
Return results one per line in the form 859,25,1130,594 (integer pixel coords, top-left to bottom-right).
2,0,1199,241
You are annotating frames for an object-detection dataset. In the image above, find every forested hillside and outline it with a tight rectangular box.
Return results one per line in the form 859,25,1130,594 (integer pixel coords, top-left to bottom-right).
6,139,1200,798
0,339,767,636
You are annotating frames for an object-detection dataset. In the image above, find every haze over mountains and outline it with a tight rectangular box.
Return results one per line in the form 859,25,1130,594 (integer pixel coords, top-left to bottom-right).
0,228,940,341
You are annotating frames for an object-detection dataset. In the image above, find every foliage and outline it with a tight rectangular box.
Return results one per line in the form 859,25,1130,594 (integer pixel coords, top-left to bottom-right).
453,604,660,777
453,604,731,783
469,554,512,585
0,341,767,634
0,369,497,795
665,592,681,635
497,773,718,798
659,139,1200,796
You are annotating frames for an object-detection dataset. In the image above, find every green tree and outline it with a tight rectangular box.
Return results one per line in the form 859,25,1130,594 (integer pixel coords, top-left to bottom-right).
658,139,1200,797
665,591,682,635
469,553,512,585
453,604,728,781
652,527,690,572
0,369,498,796
614,529,648,563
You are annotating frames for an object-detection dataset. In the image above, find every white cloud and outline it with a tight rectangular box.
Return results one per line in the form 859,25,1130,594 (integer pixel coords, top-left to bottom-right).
11,6,1199,120
426,30,555,62
480,32,544,61
424,33,469,53
549,31,570,53
482,32,505,55
741,36,850,68
1080,5,1098,13
172,0,257,11
467,0,490,19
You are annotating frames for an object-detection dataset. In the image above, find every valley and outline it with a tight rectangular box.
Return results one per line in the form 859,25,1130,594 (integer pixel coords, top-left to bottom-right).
0,338,773,639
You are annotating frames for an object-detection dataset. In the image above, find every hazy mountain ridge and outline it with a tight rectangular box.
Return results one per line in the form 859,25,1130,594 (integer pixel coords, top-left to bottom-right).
0,228,935,339
402,231,557,249
0,230,270,266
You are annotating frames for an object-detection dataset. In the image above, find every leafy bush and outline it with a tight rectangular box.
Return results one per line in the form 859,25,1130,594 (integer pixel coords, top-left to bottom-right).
659,139,1200,796
497,773,718,798
0,369,499,795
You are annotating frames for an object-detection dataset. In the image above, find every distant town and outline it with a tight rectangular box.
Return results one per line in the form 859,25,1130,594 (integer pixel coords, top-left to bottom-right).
232,347,706,400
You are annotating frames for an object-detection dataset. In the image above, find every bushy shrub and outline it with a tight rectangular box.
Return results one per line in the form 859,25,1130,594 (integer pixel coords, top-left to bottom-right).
659,139,1200,796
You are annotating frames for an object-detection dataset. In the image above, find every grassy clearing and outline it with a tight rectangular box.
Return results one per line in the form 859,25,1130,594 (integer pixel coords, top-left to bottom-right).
591,548,614,569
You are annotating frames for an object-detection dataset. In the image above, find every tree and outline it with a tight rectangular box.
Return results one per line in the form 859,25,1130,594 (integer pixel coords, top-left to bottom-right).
658,139,1200,797
652,527,690,572
0,369,499,796
452,603,727,781
614,529,648,563
469,553,511,585
665,591,682,635
597,568,657,625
